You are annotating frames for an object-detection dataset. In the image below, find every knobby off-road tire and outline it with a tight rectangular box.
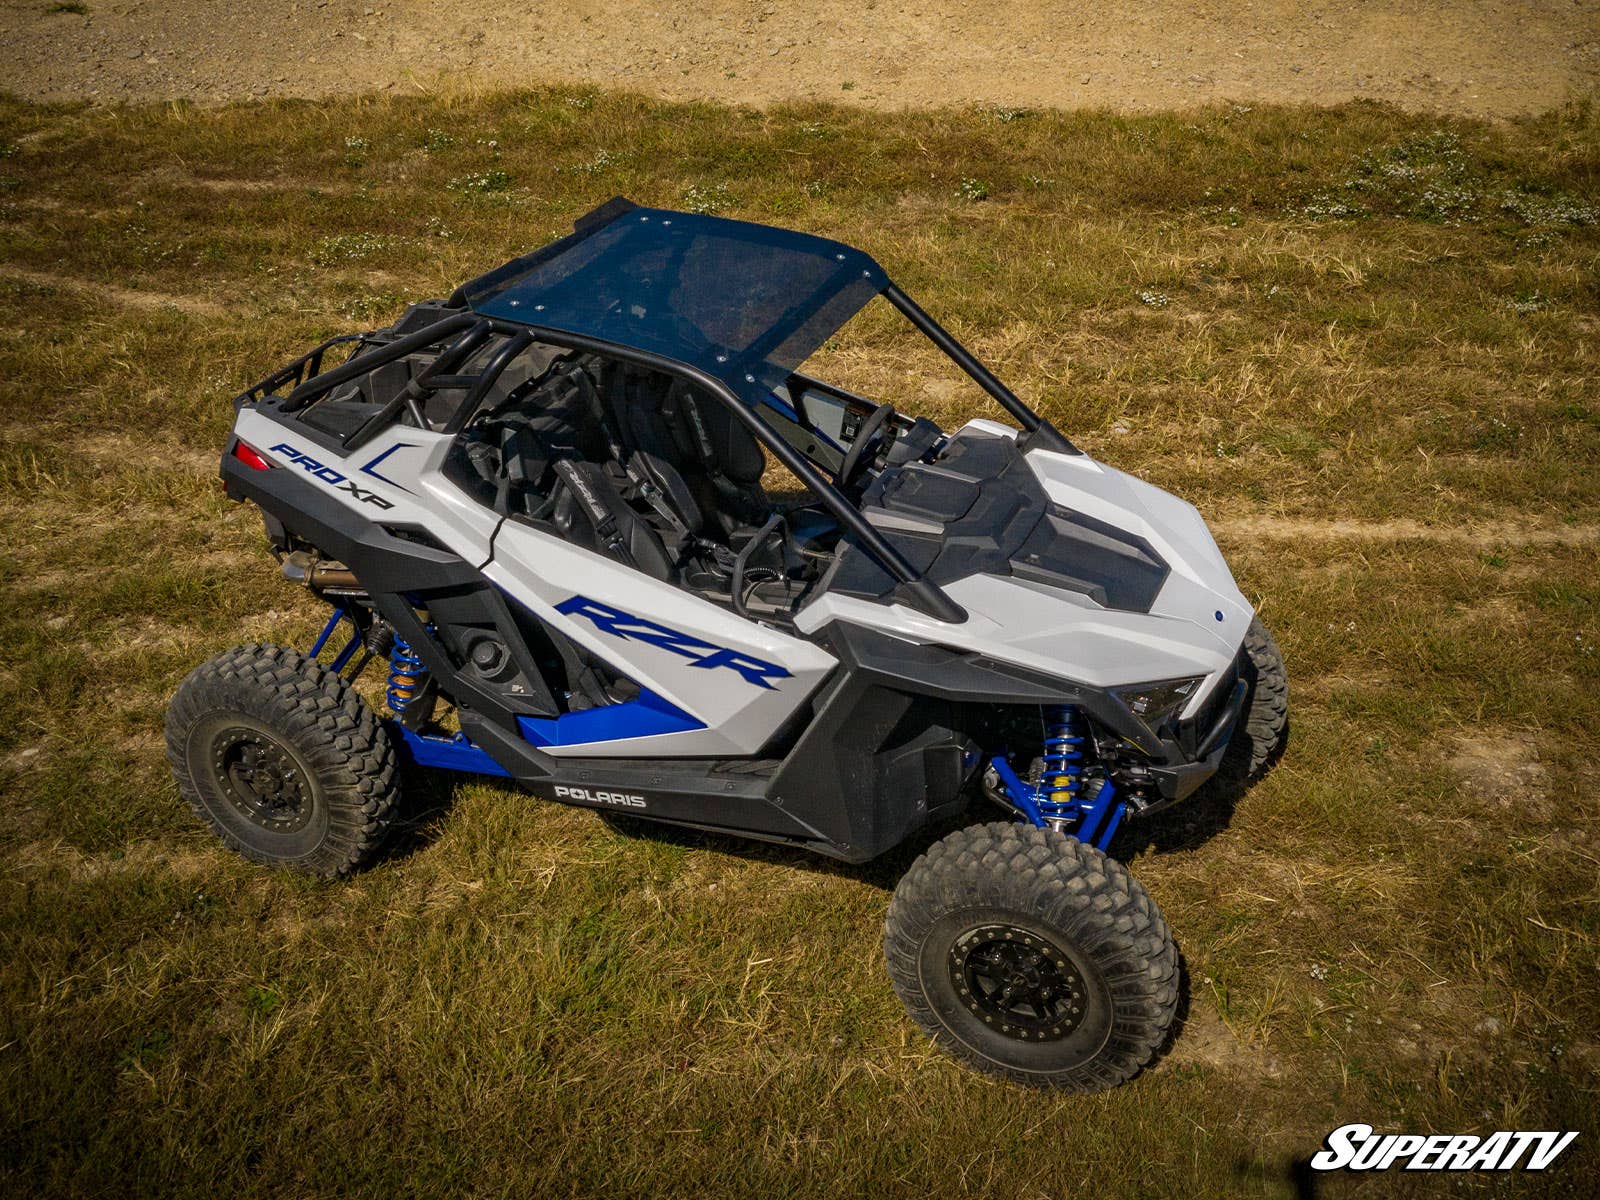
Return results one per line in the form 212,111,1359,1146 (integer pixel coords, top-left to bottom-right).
885,822,1179,1091
1214,616,1289,788
165,644,399,877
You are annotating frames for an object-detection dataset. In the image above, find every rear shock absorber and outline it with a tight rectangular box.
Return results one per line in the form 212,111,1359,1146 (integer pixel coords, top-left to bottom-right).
386,633,428,716
988,705,1127,852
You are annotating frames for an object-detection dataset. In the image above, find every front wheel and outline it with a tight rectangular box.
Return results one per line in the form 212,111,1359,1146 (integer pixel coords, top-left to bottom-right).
884,822,1178,1091
1214,616,1289,789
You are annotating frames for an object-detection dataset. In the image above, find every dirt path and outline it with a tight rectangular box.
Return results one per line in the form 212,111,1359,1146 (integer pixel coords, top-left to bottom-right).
5,0,1595,115
1213,516,1600,547
0,265,230,316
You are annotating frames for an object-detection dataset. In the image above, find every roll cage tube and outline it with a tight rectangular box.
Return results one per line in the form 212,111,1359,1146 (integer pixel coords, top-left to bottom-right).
280,310,479,412
235,332,370,407
255,310,968,624
881,284,1080,456
449,329,535,433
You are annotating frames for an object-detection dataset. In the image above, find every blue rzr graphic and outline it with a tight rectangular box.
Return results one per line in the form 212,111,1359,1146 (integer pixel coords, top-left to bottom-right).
555,595,792,690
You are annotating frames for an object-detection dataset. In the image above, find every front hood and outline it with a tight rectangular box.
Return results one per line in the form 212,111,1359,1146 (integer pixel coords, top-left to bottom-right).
796,420,1253,712
1020,432,1253,655
964,431,1255,713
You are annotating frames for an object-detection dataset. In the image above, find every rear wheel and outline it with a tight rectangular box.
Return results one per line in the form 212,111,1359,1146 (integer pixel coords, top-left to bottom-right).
165,644,398,876
885,822,1178,1091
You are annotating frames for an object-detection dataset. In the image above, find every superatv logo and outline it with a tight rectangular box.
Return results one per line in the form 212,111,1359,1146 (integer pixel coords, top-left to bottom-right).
269,442,395,511
553,785,646,809
1311,1124,1578,1173
555,596,792,691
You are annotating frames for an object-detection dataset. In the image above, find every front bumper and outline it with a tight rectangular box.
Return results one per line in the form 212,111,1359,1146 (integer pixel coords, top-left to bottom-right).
1138,675,1248,810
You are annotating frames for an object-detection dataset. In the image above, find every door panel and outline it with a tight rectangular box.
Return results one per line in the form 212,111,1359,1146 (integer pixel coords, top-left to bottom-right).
486,519,837,758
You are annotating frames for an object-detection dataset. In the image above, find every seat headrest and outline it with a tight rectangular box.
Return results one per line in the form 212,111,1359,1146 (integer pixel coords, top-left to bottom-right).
676,388,765,485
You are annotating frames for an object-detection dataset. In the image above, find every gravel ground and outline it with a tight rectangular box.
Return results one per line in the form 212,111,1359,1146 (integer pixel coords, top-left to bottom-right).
4,0,1596,114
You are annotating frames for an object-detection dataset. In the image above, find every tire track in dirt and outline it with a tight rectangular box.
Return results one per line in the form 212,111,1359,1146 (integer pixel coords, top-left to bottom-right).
0,267,232,318
1214,516,1600,548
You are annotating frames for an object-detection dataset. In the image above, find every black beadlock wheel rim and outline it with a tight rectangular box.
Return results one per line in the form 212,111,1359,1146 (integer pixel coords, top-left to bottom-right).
947,923,1088,1042
205,725,312,834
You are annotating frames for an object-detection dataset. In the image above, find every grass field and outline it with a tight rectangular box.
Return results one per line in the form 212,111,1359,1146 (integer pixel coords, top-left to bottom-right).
1,88,1597,1197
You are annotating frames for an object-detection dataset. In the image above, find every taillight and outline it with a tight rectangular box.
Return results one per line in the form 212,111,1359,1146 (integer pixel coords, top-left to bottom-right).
233,441,273,471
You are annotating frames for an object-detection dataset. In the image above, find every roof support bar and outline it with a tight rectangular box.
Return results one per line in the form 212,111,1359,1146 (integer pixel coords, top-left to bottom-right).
881,284,1079,456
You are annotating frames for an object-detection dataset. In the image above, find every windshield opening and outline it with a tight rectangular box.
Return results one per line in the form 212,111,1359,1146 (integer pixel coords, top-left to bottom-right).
739,294,1026,493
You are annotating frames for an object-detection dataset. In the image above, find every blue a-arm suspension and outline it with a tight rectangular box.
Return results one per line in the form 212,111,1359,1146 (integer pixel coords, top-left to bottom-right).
307,610,509,778
309,607,363,671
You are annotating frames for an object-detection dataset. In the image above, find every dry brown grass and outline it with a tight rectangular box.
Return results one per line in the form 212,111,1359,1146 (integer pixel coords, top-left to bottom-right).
1,87,1597,1196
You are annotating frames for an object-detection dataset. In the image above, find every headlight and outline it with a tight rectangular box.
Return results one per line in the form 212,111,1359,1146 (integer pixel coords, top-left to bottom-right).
1113,676,1204,728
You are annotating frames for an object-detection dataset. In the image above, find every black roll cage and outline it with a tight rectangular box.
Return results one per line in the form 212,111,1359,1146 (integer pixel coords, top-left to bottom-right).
246,285,1080,625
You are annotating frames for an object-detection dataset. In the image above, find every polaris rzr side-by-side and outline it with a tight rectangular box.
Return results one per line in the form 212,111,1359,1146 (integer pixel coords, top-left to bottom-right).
168,197,1287,1091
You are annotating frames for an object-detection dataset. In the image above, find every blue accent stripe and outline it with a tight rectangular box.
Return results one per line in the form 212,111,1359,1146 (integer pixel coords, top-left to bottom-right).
361,443,417,494
391,725,511,776
517,689,704,747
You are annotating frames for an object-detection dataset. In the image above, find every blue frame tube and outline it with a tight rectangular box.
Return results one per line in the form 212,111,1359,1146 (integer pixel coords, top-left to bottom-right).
309,609,344,657
310,608,363,671
330,628,363,671
1075,780,1119,849
989,756,1045,826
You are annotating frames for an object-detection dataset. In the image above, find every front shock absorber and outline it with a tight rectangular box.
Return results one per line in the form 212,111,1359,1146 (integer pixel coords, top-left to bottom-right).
988,705,1127,852
386,633,428,715
1036,705,1086,825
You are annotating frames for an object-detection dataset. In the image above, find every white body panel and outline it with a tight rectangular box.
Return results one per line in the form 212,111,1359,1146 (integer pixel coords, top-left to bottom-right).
234,410,503,565
235,407,835,758
794,421,1253,718
238,404,1247,750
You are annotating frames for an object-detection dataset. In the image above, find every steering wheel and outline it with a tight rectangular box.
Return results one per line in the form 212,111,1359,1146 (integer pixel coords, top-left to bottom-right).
836,402,895,491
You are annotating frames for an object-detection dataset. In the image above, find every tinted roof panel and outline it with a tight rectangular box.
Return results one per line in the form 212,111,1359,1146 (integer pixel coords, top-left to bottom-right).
459,201,885,399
